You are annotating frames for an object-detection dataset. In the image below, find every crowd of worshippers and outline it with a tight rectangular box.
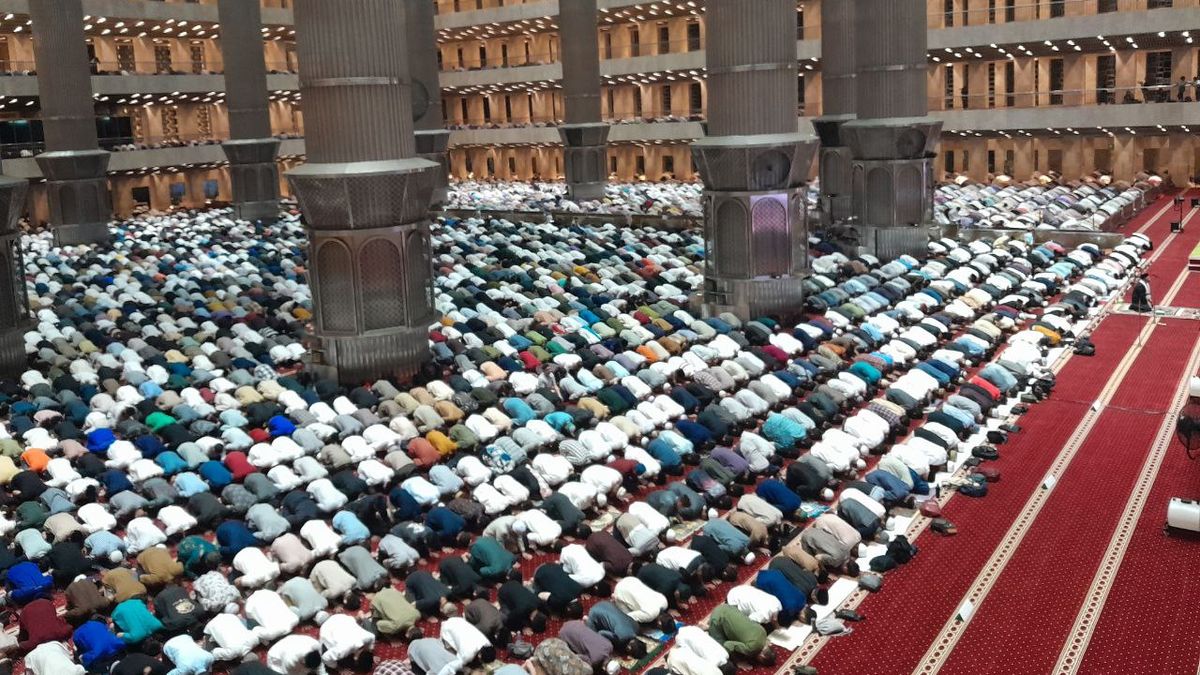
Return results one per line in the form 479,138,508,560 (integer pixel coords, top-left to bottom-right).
444,180,708,218
0,204,1153,675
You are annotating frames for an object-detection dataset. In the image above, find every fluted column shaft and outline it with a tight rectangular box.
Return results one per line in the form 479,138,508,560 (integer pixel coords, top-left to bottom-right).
218,0,280,222
706,0,797,137
558,0,608,201
856,0,928,119
29,0,111,245
821,0,856,116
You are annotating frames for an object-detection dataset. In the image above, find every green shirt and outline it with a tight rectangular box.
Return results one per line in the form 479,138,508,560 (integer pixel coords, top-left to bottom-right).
709,603,767,656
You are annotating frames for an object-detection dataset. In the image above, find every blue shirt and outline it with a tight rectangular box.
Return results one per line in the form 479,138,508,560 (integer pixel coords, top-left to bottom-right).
333,511,371,545
215,521,258,558
198,461,233,490
503,398,536,426
702,519,750,555
762,413,806,450
73,620,126,669
85,531,126,559
675,420,713,449
646,438,682,470
755,569,806,623
426,507,466,539
173,472,209,498
756,479,801,514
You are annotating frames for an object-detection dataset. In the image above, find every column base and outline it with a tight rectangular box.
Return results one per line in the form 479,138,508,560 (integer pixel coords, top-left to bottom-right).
0,326,26,378
566,180,607,202
703,276,806,322
307,325,430,385
854,224,944,259
53,221,110,247
560,123,610,204
234,200,280,223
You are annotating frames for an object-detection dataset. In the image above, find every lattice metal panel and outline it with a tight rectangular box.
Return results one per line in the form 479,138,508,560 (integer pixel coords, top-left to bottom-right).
865,167,894,225
896,164,924,226
360,238,406,331
751,150,793,192
292,177,350,227
316,240,357,332
0,246,14,328
752,196,790,277
405,230,435,324
714,199,750,278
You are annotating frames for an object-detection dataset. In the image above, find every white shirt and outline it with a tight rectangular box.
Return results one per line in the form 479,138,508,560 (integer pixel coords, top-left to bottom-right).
307,479,348,512
233,548,280,588
558,481,599,510
267,635,325,675
531,453,572,486
45,458,82,487
25,642,85,675
561,544,606,587
245,589,299,642
472,483,512,515
674,625,729,666
493,475,531,503
613,576,668,622
656,546,703,572
440,617,491,662
124,517,167,554
357,459,394,487
402,477,441,506
300,520,342,558
628,501,670,536
319,613,375,665
204,613,259,660
516,509,562,546
455,456,492,487
158,505,198,536
78,503,117,533
727,585,781,624
580,464,622,494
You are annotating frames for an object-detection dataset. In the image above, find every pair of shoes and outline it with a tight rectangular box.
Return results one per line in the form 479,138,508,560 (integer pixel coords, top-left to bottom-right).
930,518,957,536
972,445,999,460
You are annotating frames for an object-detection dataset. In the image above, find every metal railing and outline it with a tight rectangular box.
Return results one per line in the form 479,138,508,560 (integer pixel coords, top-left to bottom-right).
92,60,223,76
930,82,1200,111
927,0,1195,29
440,38,706,72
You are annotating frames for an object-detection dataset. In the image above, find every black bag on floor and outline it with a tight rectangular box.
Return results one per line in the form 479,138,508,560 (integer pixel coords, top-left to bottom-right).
887,535,918,564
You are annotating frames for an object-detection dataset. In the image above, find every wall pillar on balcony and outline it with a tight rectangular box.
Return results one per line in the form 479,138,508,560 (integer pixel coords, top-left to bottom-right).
29,0,111,246
558,0,609,201
218,0,280,222
813,0,856,225
691,0,817,320
844,0,943,259
286,0,438,384
408,0,451,208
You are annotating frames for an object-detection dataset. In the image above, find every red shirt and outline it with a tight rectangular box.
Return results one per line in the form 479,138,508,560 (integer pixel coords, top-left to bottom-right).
224,451,257,481
18,598,72,650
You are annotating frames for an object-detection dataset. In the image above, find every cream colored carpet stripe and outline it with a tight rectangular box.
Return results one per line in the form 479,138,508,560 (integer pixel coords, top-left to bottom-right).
1052,332,1200,675
909,248,1194,675
784,222,1174,672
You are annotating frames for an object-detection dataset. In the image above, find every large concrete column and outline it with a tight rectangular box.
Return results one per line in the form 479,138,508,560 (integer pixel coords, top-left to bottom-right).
691,0,817,320
0,170,29,376
218,0,280,223
286,0,439,384
408,0,451,207
842,0,943,259
812,0,856,224
29,0,111,246
557,0,609,201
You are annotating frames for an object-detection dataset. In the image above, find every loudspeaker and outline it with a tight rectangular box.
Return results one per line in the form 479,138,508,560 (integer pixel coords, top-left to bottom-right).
1191,197,1199,208
1171,221,1182,232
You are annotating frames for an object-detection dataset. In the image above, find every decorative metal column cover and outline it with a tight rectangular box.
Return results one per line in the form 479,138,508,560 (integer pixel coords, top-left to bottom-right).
408,0,451,207
812,0,856,224
691,0,817,320
29,0,111,246
0,170,29,377
557,0,609,202
218,0,281,223
843,0,943,258
286,0,439,384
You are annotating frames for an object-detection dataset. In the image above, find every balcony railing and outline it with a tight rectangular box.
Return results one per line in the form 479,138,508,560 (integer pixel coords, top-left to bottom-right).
440,38,706,72
931,82,1198,111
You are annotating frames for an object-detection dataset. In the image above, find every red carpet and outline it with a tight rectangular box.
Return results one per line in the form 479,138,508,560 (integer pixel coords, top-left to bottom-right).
1167,272,1200,309
1072,430,1200,675
937,318,1200,675
806,314,1148,675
